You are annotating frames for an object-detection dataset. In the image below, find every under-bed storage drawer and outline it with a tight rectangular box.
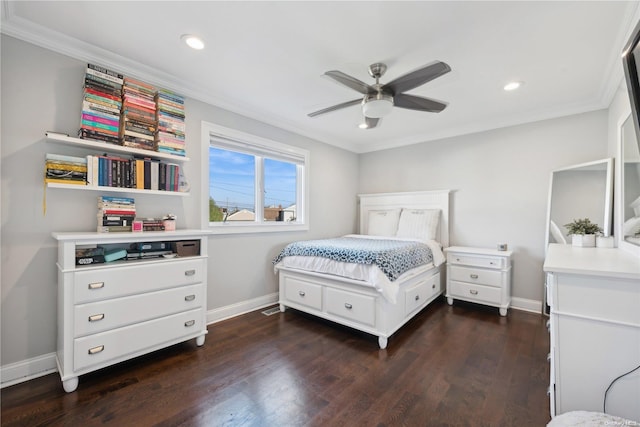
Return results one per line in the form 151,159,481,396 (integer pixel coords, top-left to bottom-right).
405,273,441,315
325,288,375,327
282,276,322,310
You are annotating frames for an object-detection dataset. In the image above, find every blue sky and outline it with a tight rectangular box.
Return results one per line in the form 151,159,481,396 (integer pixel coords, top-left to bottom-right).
209,148,296,211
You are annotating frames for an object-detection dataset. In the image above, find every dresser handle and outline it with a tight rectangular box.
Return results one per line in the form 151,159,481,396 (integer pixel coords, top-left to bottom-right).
185,294,196,302
88,282,104,290
184,320,195,327
547,353,551,362
432,284,436,289
469,290,478,295
185,270,196,276
88,345,104,355
415,295,420,301
88,313,104,322
298,291,306,297
345,303,353,309
470,274,479,279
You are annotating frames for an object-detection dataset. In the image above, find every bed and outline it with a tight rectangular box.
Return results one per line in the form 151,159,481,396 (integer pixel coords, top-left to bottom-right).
273,190,450,349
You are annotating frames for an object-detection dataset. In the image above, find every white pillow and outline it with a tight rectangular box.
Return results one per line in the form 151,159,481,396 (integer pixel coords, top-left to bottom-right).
396,209,440,241
367,209,401,236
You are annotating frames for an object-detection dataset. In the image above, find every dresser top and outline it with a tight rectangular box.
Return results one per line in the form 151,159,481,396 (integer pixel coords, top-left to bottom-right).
543,244,640,280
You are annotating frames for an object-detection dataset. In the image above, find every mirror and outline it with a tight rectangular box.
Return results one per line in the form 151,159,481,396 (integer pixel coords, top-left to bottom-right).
619,114,640,253
545,158,614,250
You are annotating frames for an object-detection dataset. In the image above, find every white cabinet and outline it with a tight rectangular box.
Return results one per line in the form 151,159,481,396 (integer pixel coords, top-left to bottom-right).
53,230,208,392
444,246,513,316
544,244,640,421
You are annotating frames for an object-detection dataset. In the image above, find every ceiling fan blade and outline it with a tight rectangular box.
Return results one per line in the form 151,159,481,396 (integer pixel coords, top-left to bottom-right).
308,98,362,117
383,61,451,95
364,117,380,129
324,70,376,95
394,93,447,113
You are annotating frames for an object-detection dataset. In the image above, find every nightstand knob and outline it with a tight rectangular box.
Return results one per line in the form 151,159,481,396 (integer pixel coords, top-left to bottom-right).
469,290,478,295
415,295,420,301
470,274,479,279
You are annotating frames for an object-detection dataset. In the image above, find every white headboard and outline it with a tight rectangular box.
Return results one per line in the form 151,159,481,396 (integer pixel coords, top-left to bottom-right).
358,190,451,247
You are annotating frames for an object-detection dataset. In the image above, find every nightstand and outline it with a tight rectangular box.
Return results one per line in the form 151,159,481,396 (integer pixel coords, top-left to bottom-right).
444,246,513,316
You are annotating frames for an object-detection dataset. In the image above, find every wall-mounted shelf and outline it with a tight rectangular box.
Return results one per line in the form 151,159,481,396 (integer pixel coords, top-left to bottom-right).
45,131,190,162
46,182,189,196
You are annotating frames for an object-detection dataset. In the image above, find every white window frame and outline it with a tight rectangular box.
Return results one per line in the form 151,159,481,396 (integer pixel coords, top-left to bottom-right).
201,121,309,234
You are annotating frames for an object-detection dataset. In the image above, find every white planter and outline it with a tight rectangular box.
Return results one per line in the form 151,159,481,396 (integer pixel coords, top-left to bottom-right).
572,234,596,247
596,236,614,248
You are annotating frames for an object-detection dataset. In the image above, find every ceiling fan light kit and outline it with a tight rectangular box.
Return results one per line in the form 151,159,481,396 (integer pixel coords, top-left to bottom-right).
362,93,394,118
309,61,451,128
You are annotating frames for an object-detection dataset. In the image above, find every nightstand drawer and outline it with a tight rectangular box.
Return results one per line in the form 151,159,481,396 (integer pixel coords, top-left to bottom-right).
447,253,505,269
449,280,502,305
449,265,502,287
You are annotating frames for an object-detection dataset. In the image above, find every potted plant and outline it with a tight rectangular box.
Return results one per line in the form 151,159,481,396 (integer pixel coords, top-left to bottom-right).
564,218,603,247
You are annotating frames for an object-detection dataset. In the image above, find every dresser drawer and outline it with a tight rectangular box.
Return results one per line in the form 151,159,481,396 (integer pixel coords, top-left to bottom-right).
449,265,502,287
74,283,204,337
447,253,505,269
325,288,375,327
449,280,502,305
282,276,322,311
405,273,441,316
74,259,204,303
73,308,204,371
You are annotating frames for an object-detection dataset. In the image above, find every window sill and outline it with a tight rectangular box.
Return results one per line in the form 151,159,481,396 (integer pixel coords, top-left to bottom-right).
206,222,309,235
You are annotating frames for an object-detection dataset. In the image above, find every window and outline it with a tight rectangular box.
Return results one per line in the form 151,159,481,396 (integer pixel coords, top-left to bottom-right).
202,122,309,233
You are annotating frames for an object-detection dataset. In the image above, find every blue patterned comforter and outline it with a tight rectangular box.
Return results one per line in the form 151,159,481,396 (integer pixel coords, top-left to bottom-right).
272,236,433,282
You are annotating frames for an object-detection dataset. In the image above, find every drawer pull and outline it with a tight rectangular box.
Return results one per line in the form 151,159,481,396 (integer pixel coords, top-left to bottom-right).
88,345,104,355
184,294,196,302
489,261,496,265
185,269,196,276
298,291,306,297
470,274,479,279
345,303,353,309
88,313,104,322
184,320,195,327
88,282,104,290
547,353,551,362
415,295,420,301
432,284,436,289
469,290,479,295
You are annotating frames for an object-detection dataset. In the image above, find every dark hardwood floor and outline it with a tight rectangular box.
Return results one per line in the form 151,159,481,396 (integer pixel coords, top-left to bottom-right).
1,297,551,426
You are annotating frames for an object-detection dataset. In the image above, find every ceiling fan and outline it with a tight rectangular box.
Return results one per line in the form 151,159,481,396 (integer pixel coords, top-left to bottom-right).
308,61,451,129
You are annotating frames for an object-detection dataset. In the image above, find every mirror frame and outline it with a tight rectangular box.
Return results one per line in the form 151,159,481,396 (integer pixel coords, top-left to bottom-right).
545,158,614,252
617,109,640,257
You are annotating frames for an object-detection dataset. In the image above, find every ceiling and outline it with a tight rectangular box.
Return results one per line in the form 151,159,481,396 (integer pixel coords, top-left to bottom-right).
2,1,639,153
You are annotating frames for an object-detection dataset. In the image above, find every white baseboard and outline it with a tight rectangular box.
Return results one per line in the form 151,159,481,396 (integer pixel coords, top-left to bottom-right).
511,296,543,314
1,352,57,389
206,292,279,324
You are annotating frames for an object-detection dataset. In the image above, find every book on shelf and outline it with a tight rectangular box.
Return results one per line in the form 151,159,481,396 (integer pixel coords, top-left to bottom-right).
87,63,124,85
78,128,120,145
85,73,123,91
99,195,135,205
97,225,132,233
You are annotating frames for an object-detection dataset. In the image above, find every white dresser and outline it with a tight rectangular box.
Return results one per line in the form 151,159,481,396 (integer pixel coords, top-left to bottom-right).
544,244,640,421
444,246,513,316
52,230,208,392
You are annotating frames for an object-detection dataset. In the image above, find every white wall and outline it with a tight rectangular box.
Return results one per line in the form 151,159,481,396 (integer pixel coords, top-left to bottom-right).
0,35,359,370
358,111,609,303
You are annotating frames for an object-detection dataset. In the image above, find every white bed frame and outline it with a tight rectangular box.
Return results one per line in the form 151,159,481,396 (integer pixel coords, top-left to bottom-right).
278,190,450,349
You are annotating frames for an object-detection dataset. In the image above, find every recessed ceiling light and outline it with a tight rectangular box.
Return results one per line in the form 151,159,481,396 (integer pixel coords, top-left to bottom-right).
504,81,523,91
181,34,204,50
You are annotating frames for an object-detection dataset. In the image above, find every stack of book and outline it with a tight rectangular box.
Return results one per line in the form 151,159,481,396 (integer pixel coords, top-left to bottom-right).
156,89,186,157
121,77,157,151
80,64,123,144
97,196,136,232
45,153,87,185
140,217,165,231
